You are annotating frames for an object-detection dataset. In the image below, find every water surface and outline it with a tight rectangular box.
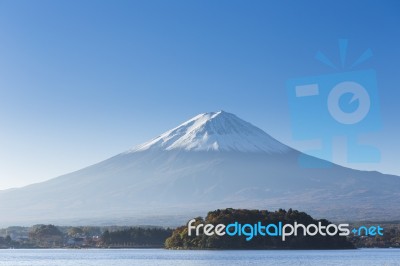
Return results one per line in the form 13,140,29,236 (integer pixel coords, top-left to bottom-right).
0,248,399,266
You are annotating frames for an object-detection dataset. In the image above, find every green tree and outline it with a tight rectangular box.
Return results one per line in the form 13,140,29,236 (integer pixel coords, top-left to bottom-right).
29,224,63,247
165,208,355,250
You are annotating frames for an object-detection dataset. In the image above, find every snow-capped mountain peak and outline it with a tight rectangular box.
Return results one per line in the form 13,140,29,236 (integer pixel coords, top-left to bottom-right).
129,111,290,153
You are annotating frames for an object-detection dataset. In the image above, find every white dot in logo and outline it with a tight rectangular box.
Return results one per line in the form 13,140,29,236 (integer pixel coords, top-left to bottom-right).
327,81,370,125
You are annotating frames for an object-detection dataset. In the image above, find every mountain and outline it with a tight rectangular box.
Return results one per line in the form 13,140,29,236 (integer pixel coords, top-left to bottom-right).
130,111,290,153
0,111,399,226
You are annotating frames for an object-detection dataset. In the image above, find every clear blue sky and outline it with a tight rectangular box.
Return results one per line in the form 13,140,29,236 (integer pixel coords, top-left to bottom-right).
0,0,399,189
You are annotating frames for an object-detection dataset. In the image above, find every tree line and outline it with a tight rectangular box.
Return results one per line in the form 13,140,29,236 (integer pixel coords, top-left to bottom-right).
165,208,355,249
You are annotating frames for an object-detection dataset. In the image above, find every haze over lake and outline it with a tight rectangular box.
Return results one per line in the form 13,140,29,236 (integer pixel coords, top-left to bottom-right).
0,249,399,266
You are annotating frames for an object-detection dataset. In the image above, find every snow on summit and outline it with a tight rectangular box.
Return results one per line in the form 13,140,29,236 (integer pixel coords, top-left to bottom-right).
130,111,290,153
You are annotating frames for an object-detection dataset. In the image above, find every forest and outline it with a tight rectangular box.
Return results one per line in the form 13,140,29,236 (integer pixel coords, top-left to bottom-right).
166,208,355,249
0,209,399,249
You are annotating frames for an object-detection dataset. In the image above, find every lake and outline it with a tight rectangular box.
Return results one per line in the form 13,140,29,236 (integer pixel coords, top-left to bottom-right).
0,248,399,266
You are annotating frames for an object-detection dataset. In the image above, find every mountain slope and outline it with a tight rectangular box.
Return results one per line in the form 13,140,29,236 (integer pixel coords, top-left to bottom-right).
0,111,399,226
130,111,290,153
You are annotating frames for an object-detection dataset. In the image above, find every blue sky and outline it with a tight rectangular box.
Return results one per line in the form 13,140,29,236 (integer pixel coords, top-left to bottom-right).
0,0,399,189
